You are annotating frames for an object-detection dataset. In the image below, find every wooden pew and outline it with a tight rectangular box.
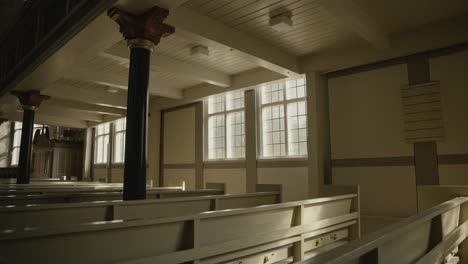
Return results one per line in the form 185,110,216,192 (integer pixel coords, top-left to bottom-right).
299,197,468,264
320,185,361,237
0,186,183,196
0,189,224,206
0,192,280,229
0,194,359,264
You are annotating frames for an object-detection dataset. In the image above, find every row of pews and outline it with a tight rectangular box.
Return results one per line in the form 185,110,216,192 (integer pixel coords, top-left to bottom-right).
0,181,360,263
300,185,468,264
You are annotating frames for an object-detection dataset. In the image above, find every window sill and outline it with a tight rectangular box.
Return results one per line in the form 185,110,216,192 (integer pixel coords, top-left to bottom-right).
204,159,246,164
257,157,308,162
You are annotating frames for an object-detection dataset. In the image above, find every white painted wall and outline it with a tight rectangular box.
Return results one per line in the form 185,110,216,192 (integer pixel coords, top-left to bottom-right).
203,168,246,194
333,166,417,217
328,64,412,159
429,50,468,185
328,64,415,234
164,169,195,190
439,165,468,185
110,168,124,183
431,50,468,155
93,167,107,182
147,100,162,186
257,167,308,202
163,107,196,165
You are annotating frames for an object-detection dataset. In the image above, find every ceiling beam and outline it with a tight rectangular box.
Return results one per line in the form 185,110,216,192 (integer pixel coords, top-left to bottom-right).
64,66,183,99
165,7,300,77
35,106,104,123
156,67,285,109
1,111,88,128
300,15,468,73
45,98,126,116
316,0,390,49
102,44,232,87
43,85,128,109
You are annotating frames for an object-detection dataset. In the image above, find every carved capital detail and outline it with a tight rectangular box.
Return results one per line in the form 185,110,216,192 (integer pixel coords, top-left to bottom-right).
10,90,50,110
108,6,175,50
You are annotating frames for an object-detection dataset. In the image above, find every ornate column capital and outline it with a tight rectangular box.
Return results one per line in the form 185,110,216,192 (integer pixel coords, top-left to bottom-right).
10,90,50,111
108,6,175,51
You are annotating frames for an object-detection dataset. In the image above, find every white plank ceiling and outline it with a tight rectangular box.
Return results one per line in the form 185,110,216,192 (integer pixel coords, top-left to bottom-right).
3,0,467,127
184,0,358,56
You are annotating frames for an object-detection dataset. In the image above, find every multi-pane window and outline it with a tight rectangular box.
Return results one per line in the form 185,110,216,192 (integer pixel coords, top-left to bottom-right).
0,122,10,167
260,77,308,158
94,123,110,164
11,122,43,166
206,91,245,160
113,118,126,163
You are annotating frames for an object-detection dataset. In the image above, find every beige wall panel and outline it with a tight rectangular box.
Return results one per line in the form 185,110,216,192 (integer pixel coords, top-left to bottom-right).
360,215,403,236
329,65,413,159
257,167,308,202
333,166,417,217
430,50,468,155
204,168,246,194
163,107,196,164
93,168,107,182
164,169,195,190
110,168,123,183
147,100,161,186
439,164,468,185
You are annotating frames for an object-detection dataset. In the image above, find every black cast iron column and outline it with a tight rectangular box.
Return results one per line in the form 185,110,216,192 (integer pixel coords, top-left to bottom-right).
11,90,50,184
17,109,35,184
108,6,174,200
122,46,150,200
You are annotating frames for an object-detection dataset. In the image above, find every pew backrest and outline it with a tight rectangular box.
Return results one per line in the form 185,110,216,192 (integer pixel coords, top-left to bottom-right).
299,197,468,264
0,194,359,264
0,192,280,229
0,186,183,196
0,189,224,206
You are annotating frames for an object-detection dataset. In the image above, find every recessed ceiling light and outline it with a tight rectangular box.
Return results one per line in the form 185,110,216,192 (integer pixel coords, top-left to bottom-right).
269,13,293,32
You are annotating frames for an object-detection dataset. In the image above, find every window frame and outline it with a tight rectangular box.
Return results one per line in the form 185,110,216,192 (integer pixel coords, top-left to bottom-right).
93,123,111,165
204,91,246,161
112,118,126,164
0,122,11,167
11,122,43,166
257,77,308,159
